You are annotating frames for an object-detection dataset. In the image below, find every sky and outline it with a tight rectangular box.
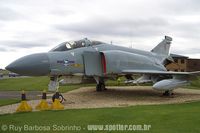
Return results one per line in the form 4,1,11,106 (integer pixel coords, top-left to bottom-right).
0,0,200,68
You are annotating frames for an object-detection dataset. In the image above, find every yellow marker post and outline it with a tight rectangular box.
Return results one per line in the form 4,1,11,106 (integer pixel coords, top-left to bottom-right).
51,91,64,110
35,90,50,110
16,90,32,112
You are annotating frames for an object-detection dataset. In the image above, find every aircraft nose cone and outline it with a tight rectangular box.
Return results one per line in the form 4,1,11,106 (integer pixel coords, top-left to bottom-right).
6,53,50,76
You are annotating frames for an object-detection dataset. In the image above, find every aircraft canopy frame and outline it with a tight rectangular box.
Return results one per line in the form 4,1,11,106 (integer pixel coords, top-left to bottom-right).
50,39,104,52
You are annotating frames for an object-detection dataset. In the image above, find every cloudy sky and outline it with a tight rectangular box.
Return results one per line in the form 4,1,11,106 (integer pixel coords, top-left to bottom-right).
0,0,200,68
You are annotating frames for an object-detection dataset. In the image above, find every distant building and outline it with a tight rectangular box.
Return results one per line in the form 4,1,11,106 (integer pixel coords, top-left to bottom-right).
187,59,200,72
166,54,200,72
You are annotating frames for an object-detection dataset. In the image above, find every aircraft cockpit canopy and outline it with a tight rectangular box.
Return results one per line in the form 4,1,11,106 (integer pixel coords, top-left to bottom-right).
50,38,104,52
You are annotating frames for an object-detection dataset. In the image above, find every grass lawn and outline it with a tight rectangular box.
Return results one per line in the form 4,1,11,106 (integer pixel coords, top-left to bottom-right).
0,70,9,75
0,101,200,133
0,76,154,92
0,76,199,93
0,76,123,92
0,99,20,106
0,76,200,133
0,77,49,91
0,76,91,92
188,77,200,89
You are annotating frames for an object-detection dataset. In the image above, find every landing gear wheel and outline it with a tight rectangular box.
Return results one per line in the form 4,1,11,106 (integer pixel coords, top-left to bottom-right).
52,93,65,103
102,84,107,91
96,84,102,92
96,83,107,92
101,83,105,90
163,90,174,96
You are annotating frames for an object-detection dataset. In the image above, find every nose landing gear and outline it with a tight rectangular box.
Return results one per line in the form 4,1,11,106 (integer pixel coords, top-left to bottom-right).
48,76,66,103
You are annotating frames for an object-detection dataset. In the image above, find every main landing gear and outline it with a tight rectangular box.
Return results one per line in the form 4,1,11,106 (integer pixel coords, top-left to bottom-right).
96,82,107,92
94,77,107,92
163,90,174,96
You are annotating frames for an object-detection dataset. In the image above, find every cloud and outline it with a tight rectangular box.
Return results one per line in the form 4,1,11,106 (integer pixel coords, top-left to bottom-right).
171,22,200,39
173,48,200,55
0,47,7,52
55,17,169,38
0,0,200,68
50,9,75,16
0,41,49,49
0,6,23,21
161,0,200,15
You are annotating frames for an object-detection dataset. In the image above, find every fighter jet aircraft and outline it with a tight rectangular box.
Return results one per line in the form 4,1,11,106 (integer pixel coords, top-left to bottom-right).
6,36,200,100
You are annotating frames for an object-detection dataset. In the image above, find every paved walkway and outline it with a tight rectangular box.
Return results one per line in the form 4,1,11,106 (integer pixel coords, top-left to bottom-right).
0,91,46,100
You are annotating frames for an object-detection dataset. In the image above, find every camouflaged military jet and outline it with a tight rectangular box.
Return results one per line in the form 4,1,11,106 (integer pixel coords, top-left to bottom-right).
6,36,200,100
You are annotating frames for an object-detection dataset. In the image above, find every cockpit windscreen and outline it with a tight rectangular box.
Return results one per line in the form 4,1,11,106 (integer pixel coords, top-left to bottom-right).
50,39,104,52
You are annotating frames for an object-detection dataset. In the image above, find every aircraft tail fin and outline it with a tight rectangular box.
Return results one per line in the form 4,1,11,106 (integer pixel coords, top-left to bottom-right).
151,36,172,56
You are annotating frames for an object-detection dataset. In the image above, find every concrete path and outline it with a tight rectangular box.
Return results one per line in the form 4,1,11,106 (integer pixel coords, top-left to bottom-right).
0,91,46,100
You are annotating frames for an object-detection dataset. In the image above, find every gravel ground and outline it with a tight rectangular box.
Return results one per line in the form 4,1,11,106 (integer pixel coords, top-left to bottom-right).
1,86,200,115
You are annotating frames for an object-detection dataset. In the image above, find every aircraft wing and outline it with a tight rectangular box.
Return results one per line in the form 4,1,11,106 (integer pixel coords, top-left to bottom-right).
123,70,200,88
122,70,200,76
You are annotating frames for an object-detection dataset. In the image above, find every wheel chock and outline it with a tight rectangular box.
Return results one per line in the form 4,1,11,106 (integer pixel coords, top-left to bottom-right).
16,90,32,112
35,90,50,110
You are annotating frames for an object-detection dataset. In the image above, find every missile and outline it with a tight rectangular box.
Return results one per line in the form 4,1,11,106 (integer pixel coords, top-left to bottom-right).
153,79,189,91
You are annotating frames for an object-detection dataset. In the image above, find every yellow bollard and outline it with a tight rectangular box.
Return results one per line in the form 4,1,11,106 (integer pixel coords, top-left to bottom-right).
35,90,50,110
16,90,32,112
51,91,64,110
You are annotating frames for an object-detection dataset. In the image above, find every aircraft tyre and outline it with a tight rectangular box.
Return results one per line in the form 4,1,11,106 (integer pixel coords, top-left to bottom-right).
163,90,174,96
96,83,106,92
52,93,65,103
